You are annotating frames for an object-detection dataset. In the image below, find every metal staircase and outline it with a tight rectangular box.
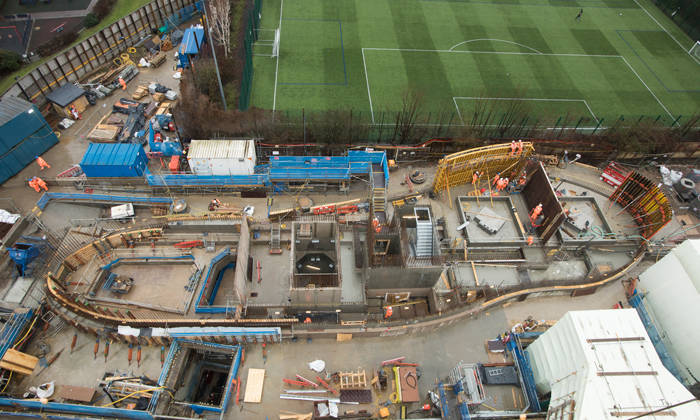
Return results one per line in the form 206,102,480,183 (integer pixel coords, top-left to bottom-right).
415,208,433,257
370,164,387,212
270,223,281,254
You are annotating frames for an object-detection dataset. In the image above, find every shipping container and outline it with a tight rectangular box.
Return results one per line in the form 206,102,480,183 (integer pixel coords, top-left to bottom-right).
0,96,60,185
187,139,256,176
80,143,148,178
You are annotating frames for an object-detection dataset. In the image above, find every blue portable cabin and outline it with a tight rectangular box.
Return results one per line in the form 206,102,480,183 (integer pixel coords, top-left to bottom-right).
177,27,205,68
80,143,148,178
0,96,60,185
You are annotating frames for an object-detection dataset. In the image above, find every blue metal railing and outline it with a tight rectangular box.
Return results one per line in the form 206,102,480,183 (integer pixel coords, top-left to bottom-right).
628,292,684,383
507,335,541,412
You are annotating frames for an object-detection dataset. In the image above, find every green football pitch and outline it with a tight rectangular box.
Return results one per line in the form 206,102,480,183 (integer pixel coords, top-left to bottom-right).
250,0,700,126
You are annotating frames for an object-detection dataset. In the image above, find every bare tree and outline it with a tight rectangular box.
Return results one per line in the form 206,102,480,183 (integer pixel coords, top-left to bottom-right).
208,0,231,58
390,86,427,144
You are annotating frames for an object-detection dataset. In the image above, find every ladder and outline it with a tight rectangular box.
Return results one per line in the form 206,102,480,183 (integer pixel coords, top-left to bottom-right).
270,223,282,254
415,208,433,257
372,188,387,212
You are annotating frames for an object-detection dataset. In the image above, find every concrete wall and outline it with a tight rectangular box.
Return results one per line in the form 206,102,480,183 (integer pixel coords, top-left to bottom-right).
367,267,442,290
232,217,250,302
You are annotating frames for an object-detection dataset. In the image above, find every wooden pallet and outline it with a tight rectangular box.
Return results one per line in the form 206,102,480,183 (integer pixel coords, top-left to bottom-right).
339,370,366,389
244,368,265,403
152,92,165,102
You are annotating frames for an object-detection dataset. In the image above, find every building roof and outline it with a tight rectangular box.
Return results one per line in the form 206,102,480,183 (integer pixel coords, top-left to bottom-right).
527,309,700,420
44,83,86,107
188,140,255,160
0,96,33,128
638,239,700,385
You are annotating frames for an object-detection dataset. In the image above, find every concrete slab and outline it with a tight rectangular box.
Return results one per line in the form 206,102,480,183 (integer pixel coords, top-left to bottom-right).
248,244,290,305
106,263,191,310
3,277,34,303
235,306,510,419
15,327,164,399
339,242,363,303
454,264,520,287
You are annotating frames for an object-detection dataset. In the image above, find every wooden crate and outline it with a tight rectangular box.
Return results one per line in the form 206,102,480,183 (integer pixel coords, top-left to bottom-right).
339,370,366,389
152,92,165,102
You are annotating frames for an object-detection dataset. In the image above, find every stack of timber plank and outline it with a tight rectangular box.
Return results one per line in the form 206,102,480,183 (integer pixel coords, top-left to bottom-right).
87,114,121,142
132,85,149,100
0,349,38,375
149,52,166,68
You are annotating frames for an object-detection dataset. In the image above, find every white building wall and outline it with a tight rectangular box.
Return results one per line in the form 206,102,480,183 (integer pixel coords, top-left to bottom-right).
638,239,700,385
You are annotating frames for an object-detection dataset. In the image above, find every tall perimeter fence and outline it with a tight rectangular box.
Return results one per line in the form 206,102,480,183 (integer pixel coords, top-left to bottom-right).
265,107,691,143
0,0,204,107
652,0,700,43
238,0,263,110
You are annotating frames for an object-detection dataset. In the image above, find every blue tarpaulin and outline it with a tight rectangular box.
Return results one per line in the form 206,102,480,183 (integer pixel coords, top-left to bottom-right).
178,28,205,68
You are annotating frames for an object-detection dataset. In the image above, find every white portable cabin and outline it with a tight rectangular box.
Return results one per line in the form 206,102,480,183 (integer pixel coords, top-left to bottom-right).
187,139,256,176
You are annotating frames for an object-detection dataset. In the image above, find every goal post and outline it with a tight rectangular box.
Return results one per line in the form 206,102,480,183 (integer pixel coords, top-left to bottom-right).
253,28,279,58
689,40,700,58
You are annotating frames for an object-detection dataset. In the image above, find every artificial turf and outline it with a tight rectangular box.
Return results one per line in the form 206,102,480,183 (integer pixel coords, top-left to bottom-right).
250,0,700,126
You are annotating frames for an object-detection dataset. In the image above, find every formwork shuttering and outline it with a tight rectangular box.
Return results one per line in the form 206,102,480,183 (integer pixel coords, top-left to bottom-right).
433,142,534,195
609,172,672,239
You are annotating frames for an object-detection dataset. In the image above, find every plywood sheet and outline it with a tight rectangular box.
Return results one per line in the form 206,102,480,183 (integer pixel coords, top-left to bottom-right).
337,334,352,341
243,368,265,403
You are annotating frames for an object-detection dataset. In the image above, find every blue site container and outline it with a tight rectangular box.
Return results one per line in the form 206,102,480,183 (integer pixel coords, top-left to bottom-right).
0,96,60,185
80,143,148,178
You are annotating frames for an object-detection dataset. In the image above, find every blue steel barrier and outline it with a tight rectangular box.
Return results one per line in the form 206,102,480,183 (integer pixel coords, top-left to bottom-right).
628,292,684,383
0,309,33,361
0,399,154,420
195,247,231,314
36,192,172,211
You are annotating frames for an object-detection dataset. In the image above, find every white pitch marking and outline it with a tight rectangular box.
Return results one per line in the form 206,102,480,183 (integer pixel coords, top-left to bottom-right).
449,39,543,54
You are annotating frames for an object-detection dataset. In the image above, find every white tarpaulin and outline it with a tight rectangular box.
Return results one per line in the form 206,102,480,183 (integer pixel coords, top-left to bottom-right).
307,359,325,372
0,210,20,224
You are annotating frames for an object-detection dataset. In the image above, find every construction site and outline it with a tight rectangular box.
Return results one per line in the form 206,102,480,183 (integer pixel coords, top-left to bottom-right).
1,88,700,419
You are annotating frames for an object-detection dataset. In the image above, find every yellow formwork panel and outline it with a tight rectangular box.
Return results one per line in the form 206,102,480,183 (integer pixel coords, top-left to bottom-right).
433,142,535,193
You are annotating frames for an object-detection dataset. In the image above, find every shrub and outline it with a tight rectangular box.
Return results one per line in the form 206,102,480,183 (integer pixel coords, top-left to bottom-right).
92,0,110,20
0,50,22,75
84,13,100,28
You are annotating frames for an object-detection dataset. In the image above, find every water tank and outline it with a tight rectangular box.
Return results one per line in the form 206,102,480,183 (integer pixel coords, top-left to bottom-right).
674,178,695,195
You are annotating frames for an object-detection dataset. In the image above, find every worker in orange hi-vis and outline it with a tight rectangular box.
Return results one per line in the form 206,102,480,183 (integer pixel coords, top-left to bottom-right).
527,236,534,246
34,177,48,191
28,178,40,192
516,140,524,155
529,203,543,223
304,317,311,323
385,307,393,319
509,140,517,156
472,171,479,185
119,78,127,90
492,173,500,186
36,156,50,170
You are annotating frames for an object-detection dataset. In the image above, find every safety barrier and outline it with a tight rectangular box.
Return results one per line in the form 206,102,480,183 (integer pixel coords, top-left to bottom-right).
36,192,173,210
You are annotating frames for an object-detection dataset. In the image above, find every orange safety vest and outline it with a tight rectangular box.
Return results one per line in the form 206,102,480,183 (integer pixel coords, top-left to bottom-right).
385,307,393,318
